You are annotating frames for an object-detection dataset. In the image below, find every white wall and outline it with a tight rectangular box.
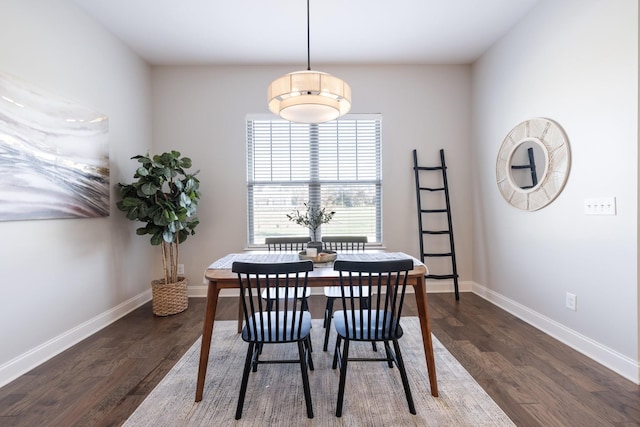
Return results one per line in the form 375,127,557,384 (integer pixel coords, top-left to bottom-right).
0,0,153,385
3,0,636,391
472,0,638,381
150,64,474,293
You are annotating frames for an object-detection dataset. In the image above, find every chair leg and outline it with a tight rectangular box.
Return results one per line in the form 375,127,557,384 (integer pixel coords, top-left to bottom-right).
383,340,393,368
392,339,416,415
322,324,331,352
323,298,335,351
305,336,314,371
297,341,314,419
323,297,335,328
336,338,350,417
332,335,342,369
253,343,262,372
235,343,255,420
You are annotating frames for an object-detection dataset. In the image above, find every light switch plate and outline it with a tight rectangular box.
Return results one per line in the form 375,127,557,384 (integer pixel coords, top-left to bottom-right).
584,197,616,215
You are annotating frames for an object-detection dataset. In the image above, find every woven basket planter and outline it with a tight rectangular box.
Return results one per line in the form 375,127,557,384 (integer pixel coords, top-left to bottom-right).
151,277,188,316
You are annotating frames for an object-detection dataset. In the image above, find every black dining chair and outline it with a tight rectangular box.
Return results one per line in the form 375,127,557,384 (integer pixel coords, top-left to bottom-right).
331,258,416,417
265,236,311,251
261,236,312,312
322,236,367,252
232,260,315,420
320,236,372,351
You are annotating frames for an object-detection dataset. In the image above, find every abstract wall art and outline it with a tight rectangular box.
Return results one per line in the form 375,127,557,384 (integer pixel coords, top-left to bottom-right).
0,71,109,221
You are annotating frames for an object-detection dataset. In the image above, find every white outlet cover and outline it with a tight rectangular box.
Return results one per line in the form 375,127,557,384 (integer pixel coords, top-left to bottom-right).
566,292,577,311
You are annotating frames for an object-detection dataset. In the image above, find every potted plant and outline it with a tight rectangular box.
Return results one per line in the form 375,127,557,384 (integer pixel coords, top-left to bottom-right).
286,201,335,251
117,151,200,316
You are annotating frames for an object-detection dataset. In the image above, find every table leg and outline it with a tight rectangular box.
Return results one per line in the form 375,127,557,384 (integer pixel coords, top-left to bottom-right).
195,281,220,402
413,275,439,397
237,294,243,333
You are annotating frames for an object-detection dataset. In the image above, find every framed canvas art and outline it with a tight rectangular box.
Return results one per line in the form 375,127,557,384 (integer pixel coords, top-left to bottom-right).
0,71,109,221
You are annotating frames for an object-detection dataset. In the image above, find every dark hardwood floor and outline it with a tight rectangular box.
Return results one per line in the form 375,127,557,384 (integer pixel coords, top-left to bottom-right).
0,293,638,426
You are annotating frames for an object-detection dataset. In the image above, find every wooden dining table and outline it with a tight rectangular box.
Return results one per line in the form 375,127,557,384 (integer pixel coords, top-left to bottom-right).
194,251,439,402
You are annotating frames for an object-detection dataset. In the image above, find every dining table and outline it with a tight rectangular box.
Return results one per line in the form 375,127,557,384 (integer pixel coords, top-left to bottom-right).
194,250,439,402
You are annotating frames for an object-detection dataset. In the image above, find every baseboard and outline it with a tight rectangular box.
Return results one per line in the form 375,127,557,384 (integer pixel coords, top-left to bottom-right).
472,282,640,384
0,290,152,388
424,279,474,294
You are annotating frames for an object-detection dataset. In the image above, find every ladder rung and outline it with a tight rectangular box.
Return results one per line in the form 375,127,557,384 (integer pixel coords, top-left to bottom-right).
423,252,453,257
421,209,447,213
415,166,444,171
419,187,445,192
422,230,450,235
426,274,459,280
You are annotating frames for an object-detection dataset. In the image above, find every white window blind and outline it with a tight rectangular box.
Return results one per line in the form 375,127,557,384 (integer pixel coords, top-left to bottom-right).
246,114,382,245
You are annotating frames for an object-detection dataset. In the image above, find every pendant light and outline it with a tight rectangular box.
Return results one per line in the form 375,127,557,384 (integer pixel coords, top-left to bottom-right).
267,0,351,124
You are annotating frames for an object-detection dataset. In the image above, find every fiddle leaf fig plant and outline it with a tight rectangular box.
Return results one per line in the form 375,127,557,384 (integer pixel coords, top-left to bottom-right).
117,151,200,284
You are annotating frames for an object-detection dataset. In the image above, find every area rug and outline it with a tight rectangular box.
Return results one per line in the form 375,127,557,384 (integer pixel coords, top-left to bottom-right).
123,318,515,427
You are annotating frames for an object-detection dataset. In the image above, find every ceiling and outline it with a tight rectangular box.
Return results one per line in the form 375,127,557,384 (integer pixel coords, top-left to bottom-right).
73,0,540,66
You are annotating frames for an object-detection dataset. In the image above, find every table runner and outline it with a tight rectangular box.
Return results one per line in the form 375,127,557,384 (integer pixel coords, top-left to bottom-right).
207,251,423,269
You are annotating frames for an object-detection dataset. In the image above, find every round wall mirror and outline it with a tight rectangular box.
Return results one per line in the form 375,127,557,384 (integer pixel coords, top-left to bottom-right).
507,138,548,191
496,118,570,211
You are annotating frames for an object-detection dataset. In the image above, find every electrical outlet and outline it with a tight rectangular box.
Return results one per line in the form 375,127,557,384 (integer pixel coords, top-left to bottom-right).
584,197,616,215
565,292,577,311
177,264,185,275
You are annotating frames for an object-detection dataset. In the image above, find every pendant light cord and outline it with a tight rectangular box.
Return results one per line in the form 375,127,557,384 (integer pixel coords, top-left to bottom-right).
306,0,311,71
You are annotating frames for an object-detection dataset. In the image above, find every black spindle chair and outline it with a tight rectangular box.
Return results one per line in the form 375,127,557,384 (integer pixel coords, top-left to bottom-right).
331,259,416,417
321,236,371,351
265,236,311,252
261,237,312,311
232,260,315,420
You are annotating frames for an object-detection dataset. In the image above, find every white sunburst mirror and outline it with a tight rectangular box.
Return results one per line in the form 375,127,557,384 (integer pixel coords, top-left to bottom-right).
496,118,571,211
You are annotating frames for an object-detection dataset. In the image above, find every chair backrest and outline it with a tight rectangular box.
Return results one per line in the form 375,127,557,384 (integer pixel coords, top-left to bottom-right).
265,236,311,252
322,236,368,251
333,259,413,341
232,260,314,342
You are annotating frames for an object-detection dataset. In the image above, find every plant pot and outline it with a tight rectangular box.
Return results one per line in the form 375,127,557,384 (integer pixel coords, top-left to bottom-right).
151,277,188,316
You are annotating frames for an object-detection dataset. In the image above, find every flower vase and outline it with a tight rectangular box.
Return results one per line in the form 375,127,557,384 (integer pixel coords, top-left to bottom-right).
307,241,323,252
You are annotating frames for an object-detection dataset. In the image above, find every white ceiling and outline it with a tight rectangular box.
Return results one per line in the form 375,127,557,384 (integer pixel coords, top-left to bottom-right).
73,0,540,66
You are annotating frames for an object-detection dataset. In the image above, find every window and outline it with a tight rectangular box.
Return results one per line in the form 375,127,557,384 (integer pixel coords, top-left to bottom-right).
246,114,382,245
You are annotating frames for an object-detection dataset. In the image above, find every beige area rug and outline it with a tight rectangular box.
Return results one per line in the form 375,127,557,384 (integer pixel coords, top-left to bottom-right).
123,318,515,427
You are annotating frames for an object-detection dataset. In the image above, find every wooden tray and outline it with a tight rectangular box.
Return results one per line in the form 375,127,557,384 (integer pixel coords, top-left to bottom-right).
298,250,337,263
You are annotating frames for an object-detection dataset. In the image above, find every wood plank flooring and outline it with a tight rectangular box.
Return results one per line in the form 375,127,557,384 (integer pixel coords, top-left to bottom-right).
0,293,638,426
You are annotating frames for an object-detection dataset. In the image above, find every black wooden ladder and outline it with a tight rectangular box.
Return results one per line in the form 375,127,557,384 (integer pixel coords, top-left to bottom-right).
412,149,460,300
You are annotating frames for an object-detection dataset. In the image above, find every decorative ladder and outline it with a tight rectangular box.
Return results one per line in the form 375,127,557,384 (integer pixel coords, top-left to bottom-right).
412,149,460,300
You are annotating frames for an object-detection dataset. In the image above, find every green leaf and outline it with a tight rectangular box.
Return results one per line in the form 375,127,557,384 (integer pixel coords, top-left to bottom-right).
163,229,175,243
179,192,191,207
140,182,158,196
179,157,192,168
136,166,149,176
150,232,163,246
